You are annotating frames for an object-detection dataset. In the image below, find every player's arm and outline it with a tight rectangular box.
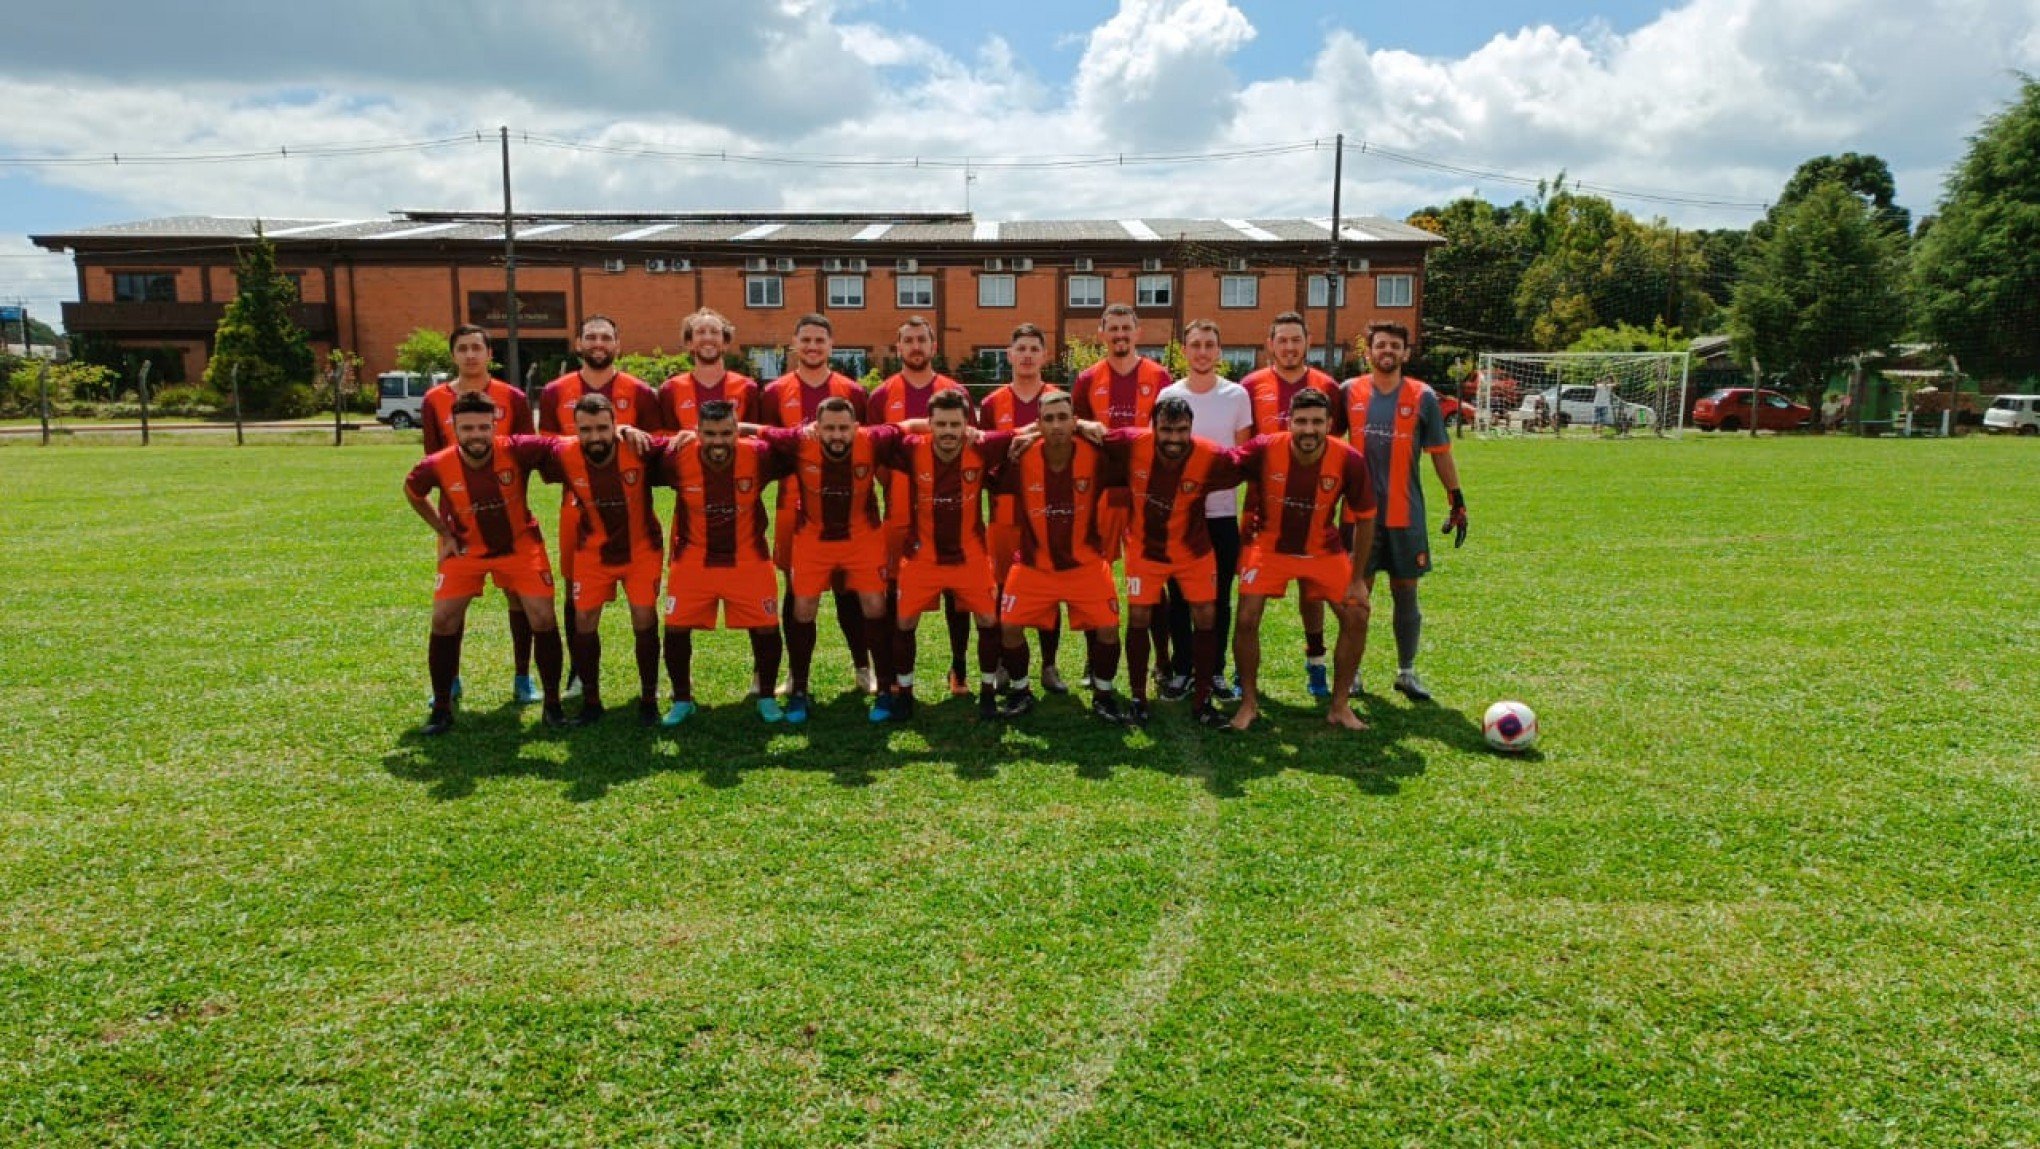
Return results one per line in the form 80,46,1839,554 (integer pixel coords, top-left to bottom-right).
1340,451,1377,606
615,423,658,454
1418,391,1467,545
536,385,563,435
1231,390,1256,445
507,435,565,484
1072,377,1096,421
848,387,872,425
403,464,462,558
509,388,534,434
420,397,447,454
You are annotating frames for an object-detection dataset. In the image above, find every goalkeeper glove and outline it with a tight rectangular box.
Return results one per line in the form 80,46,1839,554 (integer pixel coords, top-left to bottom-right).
1442,489,1468,548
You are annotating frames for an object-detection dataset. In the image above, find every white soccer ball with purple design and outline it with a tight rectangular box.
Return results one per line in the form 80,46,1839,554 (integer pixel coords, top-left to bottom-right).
1483,701,1538,752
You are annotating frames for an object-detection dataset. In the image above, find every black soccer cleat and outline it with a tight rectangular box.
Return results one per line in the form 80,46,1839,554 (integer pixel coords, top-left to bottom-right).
1124,698,1153,727
1156,674,1192,703
977,685,1001,722
541,702,569,728
1393,671,1433,703
1090,691,1132,726
568,703,607,728
637,697,661,727
1193,701,1234,731
419,708,455,737
998,687,1037,719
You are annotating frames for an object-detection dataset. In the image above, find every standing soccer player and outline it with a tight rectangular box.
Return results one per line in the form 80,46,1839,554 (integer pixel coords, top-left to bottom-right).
1338,321,1467,702
753,396,900,724
1153,319,1254,707
1096,393,1244,729
977,324,1071,694
1229,389,1376,732
995,392,1130,724
868,316,974,698
873,389,1014,723
1240,310,1342,700
1073,303,1172,564
403,392,567,734
539,316,659,697
651,400,791,726
657,308,759,431
759,314,875,695
418,324,539,704
540,394,667,727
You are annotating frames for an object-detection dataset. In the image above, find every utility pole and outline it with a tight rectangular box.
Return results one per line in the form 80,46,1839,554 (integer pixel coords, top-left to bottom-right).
1325,134,1344,373
501,126,522,407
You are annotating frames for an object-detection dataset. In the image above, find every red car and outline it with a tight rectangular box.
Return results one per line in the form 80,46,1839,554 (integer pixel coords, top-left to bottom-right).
1692,388,1811,432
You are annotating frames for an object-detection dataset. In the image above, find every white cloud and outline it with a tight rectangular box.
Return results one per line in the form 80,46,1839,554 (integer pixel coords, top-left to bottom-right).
1073,0,1258,147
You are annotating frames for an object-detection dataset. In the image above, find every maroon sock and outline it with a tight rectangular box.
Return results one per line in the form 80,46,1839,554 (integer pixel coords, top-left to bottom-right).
571,629,602,707
633,625,659,703
1040,625,1061,670
1086,631,1121,686
786,617,818,694
428,630,463,711
1148,614,1172,681
1193,626,1218,707
532,627,563,704
833,587,868,670
945,599,970,675
894,626,918,689
864,614,896,692
507,606,532,676
562,604,582,679
664,629,694,702
1002,639,1029,684
1305,630,1327,660
750,629,784,694
977,625,1003,678
1126,624,1151,701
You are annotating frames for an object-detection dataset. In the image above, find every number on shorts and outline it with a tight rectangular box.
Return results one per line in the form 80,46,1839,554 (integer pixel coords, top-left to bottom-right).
1127,576,1142,597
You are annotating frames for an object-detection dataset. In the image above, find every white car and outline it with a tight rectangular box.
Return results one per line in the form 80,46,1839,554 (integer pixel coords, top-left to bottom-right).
375,371,447,429
1518,384,1656,429
1982,395,2040,435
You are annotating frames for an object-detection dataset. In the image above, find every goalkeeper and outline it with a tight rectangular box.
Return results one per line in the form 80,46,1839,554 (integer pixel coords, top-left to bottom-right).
1335,321,1467,703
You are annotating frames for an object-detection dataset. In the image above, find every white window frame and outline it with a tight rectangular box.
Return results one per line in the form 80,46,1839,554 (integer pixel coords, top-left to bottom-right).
896,274,934,309
746,274,784,309
1375,274,1414,308
826,275,865,309
1221,347,1259,377
1135,274,1173,308
976,347,1012,380
1307,274,1347,308
1067,274,1105,309
830,348,870,377
1219,275,1258,309
979,274,1017,308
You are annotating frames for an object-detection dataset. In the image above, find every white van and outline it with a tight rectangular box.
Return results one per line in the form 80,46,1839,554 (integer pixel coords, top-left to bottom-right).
375,371,447,429
1982,395,2040,435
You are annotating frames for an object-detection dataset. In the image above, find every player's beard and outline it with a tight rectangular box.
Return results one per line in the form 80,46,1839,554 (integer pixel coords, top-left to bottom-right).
460,442,492,465
1158,440,1190,461
822,440,852,461
694,346,722,365
585,440,615,465
703,444,732,468
1292,430,1324,455
1371,350,1401,375
581,348,615,371
904,352,931,372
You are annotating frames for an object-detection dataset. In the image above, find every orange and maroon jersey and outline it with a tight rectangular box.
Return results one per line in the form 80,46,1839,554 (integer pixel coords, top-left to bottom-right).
420,379,532,453
658,438,790,567
1073,357,1171,429
539,437,667,567
537,371,658,437
405,436,554,558
1101,428,1245,565
759,371,871,428
1242,366,1340,434
883,432,1014,565
870,372,969,424
657,369,760,431
998,439,1121,573
1231,433,1375,559
979,382,1063,525
758,424,902,541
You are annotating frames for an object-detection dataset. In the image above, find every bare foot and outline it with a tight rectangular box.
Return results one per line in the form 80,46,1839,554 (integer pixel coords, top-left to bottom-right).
1229,698,1259,731
1325,705,1367,731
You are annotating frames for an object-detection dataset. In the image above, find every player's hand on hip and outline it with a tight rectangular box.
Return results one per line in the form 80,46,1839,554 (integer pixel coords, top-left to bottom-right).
437,533,463,561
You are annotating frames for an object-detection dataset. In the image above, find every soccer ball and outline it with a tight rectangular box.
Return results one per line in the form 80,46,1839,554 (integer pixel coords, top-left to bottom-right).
1483,701,1538,752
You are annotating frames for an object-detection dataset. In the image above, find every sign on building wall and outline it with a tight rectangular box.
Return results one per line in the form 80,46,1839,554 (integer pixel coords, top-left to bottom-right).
467,292,567,329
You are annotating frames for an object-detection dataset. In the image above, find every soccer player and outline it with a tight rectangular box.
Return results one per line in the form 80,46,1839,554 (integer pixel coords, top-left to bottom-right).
873,388,1014,723
868,316,974,698
1240,310,1342,699
1096,393,1244,729
1072,303,1172,567
1153,319,1254,707
403,391,567,735
1337,320,1467,702
649,399,791,726
418,324,539,704
759,313,875,695
538,315,659,697
657,307,759,431
995,392,1131,724
541,393,667,727
977,323,1071,694
752,396,900,724
1229,388,1376,732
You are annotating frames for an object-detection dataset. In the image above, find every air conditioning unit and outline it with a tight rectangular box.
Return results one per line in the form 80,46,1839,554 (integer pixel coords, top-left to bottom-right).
774,257,796,272
823,258,845,272
1225,257,1250,272
1346,258,1370,273
848,257,868,273
646,258,670,273
895,258,919,273
602,258,626,274
1013,257,1034,272
744,257,769,272
672,258,693,272
1072,258,1095,273
984,258,1006,272
1141,258,1164,272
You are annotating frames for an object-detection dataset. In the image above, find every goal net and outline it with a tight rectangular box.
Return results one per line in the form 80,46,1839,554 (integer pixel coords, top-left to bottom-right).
1475,352,1690,437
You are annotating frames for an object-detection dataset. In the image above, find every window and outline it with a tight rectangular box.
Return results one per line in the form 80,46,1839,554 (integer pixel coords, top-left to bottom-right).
113,272,177,303
746,346,785,377
1138,346,1168,362
830,348,869,377
1375,273,1414,308
280,270,307,299
1136,274,1172,308
1219,275,1258,309
745,275,783,309
979,274,1016,308
1067,275,1105,309
896,274,934,309
1306,274,1346,308
1222,347,1259,378
826,275,865,309
977,348,1012,381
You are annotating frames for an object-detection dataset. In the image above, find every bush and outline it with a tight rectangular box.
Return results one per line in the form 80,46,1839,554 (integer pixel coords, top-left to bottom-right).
148,385,226,417
269,383,325,420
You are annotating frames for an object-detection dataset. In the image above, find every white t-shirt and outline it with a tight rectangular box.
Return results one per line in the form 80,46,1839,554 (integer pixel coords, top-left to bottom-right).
1158,376,1254,517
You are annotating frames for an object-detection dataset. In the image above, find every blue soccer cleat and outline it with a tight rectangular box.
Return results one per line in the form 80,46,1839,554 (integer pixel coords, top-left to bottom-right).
660,700,698,728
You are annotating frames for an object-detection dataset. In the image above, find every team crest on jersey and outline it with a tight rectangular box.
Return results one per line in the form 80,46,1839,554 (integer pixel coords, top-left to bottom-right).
1075,477,1091,493
854,464,871,480
1319,475,1339,492
617,399,632,411
624,470,639,486
1139,385,1152,397
964,468,980,483
497,470,515,486
737,477,754,493
1399,405,1413,417
1181,480,1199,494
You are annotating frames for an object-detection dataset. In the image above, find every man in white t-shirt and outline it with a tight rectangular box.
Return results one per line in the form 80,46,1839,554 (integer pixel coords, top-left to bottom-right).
1155,320,1255,702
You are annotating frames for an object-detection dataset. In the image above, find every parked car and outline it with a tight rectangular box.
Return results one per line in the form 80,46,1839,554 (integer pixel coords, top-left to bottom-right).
1517,384,1655,429
375,371,446,429
1691,387,1811,432
1983,394,2040,435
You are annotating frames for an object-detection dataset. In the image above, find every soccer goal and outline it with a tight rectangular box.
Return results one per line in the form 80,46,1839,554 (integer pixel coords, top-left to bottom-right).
1475,351,1690,437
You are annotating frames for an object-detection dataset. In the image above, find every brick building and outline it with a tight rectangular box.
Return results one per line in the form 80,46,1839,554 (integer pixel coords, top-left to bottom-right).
33,211,1443,385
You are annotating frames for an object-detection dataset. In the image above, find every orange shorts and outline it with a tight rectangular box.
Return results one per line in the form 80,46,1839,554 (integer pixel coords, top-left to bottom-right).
1124,550,1218,606
437,543,554,601
663,559,780,630
1095,489,1131,563
897,551,997,619
989,519,1023,585
772,497,797,572
1001,561,1120,632
791,531,890,598
557,507,580,584
1238,546,1353,604
571,547,662,612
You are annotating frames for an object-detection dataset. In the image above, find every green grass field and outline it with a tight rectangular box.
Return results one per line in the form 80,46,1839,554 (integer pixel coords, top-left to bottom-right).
2,434,2036,1146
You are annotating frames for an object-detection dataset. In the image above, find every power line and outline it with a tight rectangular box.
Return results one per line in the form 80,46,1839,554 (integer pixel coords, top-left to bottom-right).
0,133,487,168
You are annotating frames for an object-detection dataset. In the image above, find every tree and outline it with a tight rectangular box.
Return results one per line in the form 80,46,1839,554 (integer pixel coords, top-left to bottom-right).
394,328,454,377
1777,152,1911,237
1729,182,1908,405
203,225,314,417
1913,76,2040,380
1567,320,1687,354
1407,198,1536,352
